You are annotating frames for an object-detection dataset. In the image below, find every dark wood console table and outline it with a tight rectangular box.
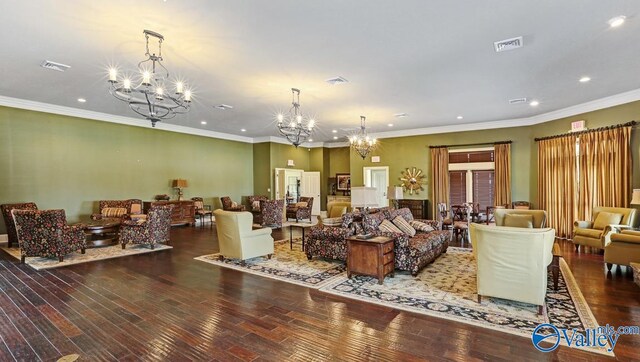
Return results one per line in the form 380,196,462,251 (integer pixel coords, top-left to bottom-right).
397,199,430,219
143,200,195,227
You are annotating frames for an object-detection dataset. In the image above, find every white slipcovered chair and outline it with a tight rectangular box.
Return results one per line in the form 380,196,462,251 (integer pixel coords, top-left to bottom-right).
470,223,555,314
213,210,274,261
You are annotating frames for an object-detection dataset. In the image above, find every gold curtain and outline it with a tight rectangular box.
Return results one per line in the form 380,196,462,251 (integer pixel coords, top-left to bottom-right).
538,136,577,238
494,143,512,207
430,147,450,217
578,126,632,221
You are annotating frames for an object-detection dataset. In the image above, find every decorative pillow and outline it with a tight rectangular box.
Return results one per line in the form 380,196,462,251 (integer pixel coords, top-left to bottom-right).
130,203,142,214
322,217,343,227
329,206,347,218
231,201,238,208
379,219,403,234
102,207,127,218
295,202,308,208
409,220,434,232
252,201,261,210
593,212,623,230
392,216,416,237
503,214,534,228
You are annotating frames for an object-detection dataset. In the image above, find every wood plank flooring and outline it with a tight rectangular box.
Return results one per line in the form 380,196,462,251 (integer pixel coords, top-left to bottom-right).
0,224,638,361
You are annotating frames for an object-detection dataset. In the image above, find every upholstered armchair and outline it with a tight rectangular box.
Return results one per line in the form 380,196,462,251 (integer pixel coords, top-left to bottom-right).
470,223,555,314
191,197,213,226
247,195,269,212
213,210,274,261
573,206,636,251
286,196,314,223
512,201,532,209
221,196,246,211
1,202,38,248
259,199,284,228
605,230,640,270
12,209,86,263
494,209,547,228
306,212,357,261
119,204,173,249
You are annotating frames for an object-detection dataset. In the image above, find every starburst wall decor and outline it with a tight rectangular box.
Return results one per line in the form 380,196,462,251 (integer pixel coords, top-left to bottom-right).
400,167,426,195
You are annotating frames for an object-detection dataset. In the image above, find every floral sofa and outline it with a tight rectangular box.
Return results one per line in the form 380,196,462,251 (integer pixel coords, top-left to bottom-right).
306,208,450,276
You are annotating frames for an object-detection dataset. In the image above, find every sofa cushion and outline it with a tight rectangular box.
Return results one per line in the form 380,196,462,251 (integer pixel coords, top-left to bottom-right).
410,220,434,232
503,214,534,228
379,219,403,234
574,227,603,239
392,216,416,237
295,202,308,208
329,206,347,218
102,207,127,218
362,212,387,233
593,212,622,230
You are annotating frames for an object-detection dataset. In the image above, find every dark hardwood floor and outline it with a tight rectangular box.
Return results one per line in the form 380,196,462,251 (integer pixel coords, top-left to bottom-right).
1,224,639,361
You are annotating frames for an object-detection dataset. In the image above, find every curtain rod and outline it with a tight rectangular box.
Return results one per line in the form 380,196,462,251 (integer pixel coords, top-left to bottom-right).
534,121,637,142
429,140,512,149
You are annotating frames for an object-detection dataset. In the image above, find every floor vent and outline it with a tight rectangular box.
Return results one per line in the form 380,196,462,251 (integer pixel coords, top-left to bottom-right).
509,97,528,105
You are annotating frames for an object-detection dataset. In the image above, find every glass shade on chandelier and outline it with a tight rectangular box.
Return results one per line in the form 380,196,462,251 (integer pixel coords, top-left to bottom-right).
107,30,192,127
276,88,316,147
350,115,377,159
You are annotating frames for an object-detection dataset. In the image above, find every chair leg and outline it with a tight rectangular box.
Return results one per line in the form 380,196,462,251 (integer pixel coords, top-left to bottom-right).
81,248,86,254
122,243,126,249
575,244,579,252
150,243,155,250
58,256,63,262
20,255,25,264
606,263,613,271
538,305,545,315
477,294,482,303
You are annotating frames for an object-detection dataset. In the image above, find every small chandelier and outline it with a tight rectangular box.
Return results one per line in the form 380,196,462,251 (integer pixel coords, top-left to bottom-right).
276,88,316,147
350,115,377,159
107,30,192,127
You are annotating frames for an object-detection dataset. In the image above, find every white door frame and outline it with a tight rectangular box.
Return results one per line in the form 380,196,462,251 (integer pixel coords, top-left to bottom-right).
363,166,389,207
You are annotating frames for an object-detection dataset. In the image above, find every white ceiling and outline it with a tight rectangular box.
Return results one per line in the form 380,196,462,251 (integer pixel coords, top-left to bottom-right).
1,1,640,143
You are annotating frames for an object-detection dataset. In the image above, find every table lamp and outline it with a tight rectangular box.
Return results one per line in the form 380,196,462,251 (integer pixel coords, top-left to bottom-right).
387,186,403,209
172,179,188,201
351,186,378,213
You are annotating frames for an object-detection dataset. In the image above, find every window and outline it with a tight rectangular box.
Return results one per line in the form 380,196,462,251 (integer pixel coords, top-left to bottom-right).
472,170,495,211
448,148,495,211
449,171,467,206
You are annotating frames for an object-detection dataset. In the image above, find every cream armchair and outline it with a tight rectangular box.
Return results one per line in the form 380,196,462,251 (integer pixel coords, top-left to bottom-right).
573,207,636,251
470,223,555,314
605,230,640,270
494,209,547,228
213,210,274,261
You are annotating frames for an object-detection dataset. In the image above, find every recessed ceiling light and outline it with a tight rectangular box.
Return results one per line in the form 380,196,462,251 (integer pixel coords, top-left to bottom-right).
332,129,337,133
388,123,394,127
608,15,626,28
241,128,246,132
333,136,338,140
201,121,207,125
308,139,313,142
579,76,591,83
456,115,463,120
529,100,540,107
77,98,86,103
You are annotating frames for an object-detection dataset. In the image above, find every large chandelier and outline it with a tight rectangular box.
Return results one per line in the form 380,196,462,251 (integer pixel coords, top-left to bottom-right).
107,30,192,127
349,115,377,159
276,88,316,147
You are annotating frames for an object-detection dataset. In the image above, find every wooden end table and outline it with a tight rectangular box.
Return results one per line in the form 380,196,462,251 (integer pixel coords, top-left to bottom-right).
289,223,314,251
346,235,395,284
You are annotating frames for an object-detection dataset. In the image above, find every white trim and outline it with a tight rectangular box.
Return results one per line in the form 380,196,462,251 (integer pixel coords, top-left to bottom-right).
449,146,493,153
448,162,494,171
0,234,7,242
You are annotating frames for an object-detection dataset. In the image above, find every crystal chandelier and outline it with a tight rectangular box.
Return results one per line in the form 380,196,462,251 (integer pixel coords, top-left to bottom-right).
107,30,192,127
276,88,316,147
350,116,377,159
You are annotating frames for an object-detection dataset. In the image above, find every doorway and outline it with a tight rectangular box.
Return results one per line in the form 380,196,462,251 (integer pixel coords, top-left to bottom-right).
363,166,389,208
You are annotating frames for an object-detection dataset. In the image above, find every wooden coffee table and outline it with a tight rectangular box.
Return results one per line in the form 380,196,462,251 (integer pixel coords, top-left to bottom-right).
346,235,395,284
84,219,120,248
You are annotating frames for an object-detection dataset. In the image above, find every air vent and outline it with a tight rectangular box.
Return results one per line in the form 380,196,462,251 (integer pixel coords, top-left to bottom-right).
40,60,71,72
494,36,523,52
325,76,348,85
394,113,408,118
214,104,233,110
509,97,528,105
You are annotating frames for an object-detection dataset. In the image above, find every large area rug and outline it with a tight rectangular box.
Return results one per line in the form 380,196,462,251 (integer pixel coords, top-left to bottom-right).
195,239,344,288
195,240,611,356
0,242,172,270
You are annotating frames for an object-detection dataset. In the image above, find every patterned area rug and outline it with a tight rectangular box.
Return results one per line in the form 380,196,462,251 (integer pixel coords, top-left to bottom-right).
319,247,611,356
0,242,172,270
194,239,345,288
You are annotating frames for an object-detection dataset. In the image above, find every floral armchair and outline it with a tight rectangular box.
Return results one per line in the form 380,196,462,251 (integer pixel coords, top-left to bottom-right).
248,195,269,212
119,204,173,249
259,199,284,228
1,202,38,248
12,209,86,263
286,196,314,223
305,212,357,261
221,196,246,211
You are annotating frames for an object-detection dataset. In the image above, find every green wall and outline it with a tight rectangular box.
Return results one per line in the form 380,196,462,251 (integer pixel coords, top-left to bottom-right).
0,106,254,233
252,142,272,197
329,147,351,176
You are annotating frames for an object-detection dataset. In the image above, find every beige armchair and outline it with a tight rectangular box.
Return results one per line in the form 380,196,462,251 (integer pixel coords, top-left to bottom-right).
573,207,636,251
605,230,640,270
470,223,555,314
213,210,274,261
494,209,547,228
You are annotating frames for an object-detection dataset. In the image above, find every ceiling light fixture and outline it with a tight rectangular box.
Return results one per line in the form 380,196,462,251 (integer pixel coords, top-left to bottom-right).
457,115,463,120
332,129,337,133
608,16,626,28
579,76,591,83
333,136,338,140
529,100,540,107
349,115,377,159
107,30,192,127
201,121,207,125
388,123,394,127
77,98,86,103
241,128,246,132
276,88,316,148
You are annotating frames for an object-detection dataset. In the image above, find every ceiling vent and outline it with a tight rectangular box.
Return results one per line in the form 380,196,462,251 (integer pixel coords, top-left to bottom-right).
394,113,408,118
40,60,71,72
325,76,348,85
214,104,233,110
494,36,523,52
509,97,528,105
